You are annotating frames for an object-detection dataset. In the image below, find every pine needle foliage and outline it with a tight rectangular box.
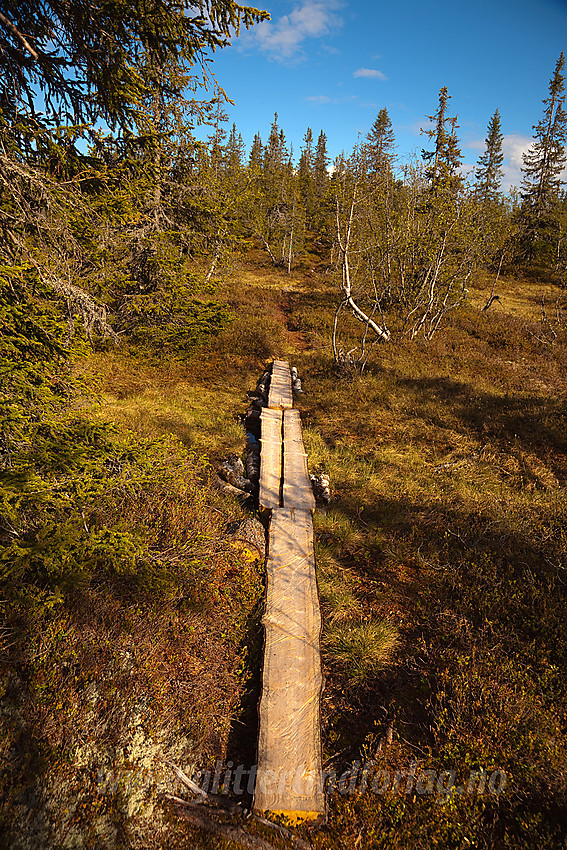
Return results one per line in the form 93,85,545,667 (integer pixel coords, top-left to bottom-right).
0,0,268,127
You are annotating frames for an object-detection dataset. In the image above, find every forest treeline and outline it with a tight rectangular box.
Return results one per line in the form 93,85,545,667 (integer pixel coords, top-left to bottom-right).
3,49,567,366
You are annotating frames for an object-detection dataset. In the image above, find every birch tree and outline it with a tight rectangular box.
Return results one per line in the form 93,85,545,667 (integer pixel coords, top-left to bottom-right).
332,102,482,373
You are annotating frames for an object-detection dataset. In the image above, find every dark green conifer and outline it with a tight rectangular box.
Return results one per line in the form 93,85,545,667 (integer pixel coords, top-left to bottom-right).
249,132,264,172
522,53,567,210
422,87,463,194
475,109,504,203
224,123,246,172
0,1,268,127
520,53,567,266
314,130,330,198
299,128,315,218
366,108,395,179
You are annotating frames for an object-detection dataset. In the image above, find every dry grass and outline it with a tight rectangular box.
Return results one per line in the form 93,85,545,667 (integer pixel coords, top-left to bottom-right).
467,272,560,319
323,620,399,684
1,326,271,848
82,351,248,464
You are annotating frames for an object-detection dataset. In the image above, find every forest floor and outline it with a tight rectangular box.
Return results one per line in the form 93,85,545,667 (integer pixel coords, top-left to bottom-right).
3,250,567,849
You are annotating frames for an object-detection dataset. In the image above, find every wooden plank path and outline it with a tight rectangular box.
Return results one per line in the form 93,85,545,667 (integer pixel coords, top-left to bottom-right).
268,359,294,410
259,408,282,511
254,362,325,825
283,409,316,512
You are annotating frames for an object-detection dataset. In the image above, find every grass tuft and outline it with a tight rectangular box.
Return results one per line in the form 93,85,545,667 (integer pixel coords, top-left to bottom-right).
323,620,400,684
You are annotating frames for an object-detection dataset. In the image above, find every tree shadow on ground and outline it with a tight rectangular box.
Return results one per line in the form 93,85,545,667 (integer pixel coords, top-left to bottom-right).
317,487,567,766
395,374,567,460
224,593,265,807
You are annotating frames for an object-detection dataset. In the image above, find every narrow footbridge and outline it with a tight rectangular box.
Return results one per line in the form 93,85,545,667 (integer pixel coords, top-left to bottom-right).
253,361,325,825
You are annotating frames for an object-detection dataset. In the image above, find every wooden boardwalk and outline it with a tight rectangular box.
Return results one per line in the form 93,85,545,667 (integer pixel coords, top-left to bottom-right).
283,409,316,512
254,362,324,825
268,359,294,410
259,408,282,511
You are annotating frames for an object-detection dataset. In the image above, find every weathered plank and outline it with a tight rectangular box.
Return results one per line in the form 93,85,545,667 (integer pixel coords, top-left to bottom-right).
283,407,304,446
283,410,316,512
259,408,283,510
268,360,293,410
254,508,325,824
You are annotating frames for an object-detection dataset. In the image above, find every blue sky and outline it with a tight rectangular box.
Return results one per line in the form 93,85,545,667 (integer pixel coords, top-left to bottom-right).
201,0,567,191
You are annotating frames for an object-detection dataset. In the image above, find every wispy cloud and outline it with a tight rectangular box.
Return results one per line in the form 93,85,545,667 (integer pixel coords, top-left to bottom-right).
464,134,533,191
499,134,567,190
306,94,332,104
305,93,359,106
502,134,532,169
466,138,486,152
241,1,343,61
353,68,387,80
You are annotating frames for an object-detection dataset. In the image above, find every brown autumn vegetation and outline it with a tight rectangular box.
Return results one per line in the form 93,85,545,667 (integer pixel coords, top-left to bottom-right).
22,246,567,850
2,219,567,848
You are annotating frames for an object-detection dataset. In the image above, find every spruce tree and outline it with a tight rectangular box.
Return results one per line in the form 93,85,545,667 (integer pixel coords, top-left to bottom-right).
249,132,264,172
314,131,330,198
522,53,567,209
366,108,395,179
246,115,296,266
298,128,315,220
422,87,463,194
475,109,504,203
313,130,331,236
0,1,268,128
264,114,287,185
520,53,567,266
224,123,246,173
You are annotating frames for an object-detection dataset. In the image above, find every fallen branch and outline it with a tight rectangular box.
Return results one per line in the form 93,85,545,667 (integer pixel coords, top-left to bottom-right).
212,474,252,500
482,253,504,311
482,293,501,311
174,802,279,850
165,760,240,811
253,814,312,850
165,761,312,850
165,762,206,799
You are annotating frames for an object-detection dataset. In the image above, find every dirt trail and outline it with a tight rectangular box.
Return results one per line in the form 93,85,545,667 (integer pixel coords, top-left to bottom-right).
238,265,312,352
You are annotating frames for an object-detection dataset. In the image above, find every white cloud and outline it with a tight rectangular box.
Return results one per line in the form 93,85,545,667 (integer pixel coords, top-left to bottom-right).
460,134,533,191
466,138,486,152
499,133,567,190
353,68,387,80
502,134,533,169
243,1,343,61
499,134,532,190
396,119,433,137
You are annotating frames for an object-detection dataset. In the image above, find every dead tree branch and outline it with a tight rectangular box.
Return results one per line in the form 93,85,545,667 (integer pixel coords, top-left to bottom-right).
0,11,39,59
164,760,313,850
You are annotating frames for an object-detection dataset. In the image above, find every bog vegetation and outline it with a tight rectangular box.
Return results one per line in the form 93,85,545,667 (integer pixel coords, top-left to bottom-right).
1,2,566,848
